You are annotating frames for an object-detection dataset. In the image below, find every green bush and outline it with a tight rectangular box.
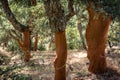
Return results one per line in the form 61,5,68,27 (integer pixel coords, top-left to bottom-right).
9,73,31,80
37,44,46,51
66,27,82,49
6,41,20,52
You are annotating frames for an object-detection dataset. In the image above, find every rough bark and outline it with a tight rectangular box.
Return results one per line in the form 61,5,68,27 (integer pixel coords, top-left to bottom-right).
49,35,54,50
86,5,112,73
77,20,87,50
65,0,75,22
44,0,75,32
54,31,67,80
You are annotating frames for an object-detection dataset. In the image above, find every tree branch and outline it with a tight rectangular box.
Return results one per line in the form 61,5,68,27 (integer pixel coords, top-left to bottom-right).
0,0,29,32
31,0,37,6
27,0,37,31
66,0,75,22
86,0,95,19
11,29,21,38
8,30,20,41
8,30,24,49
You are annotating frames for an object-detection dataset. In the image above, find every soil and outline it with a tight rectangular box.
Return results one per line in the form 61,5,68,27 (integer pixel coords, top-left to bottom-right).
0,46,120,80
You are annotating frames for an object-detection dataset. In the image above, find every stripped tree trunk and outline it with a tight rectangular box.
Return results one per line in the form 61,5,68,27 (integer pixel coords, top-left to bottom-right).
34,33,38,51
44,0,75,80
86,5,112,73
15,31,31,62
54,31,67,80
22,31,31,62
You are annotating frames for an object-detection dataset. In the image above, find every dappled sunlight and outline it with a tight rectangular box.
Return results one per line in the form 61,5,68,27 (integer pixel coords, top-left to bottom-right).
0,0,120,79
0,45,120,80
72,51,87,58
67,50,87,64
0,48,120,80
0,47,12,58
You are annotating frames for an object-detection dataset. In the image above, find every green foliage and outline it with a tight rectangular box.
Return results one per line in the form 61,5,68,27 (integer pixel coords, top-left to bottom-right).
6,40,20,52
9,73,31,80
37,44,46,51
108,22,120,45
0,54,10,65
1,72,31,80
0,0,120,51
79,0,120,21
66,26,81,49
9,0,33,7
94,0,120,20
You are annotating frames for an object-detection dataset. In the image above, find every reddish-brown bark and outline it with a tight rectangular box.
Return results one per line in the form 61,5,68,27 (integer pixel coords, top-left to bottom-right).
86,6,112,73
22,31,31,62
17,31,31,62
43,1,75,79
34,34,38,51
54,31,67,80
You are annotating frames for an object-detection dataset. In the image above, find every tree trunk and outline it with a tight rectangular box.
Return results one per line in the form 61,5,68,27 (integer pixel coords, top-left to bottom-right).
49,35,54,50
1,0,37,62
85,6,112,73
54,31,67,80
22,31,31,62
43,1,75,79
77,20,87,50
33,33,38,51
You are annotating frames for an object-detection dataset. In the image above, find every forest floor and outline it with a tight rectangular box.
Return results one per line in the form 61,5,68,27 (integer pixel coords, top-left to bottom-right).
0,46,120,80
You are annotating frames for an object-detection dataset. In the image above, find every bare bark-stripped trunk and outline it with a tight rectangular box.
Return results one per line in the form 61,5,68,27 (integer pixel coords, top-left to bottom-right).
77,20,87,50
22,31,31,62
15,31,31,62
86,5,112,73
33,33,38,51
44,0,75,80
54,31,67,80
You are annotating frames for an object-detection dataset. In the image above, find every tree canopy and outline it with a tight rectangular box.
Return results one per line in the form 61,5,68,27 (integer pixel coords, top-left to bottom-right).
80,0,120,21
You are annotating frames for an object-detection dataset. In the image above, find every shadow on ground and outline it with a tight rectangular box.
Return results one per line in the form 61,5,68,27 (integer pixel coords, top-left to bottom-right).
96,67,120,80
